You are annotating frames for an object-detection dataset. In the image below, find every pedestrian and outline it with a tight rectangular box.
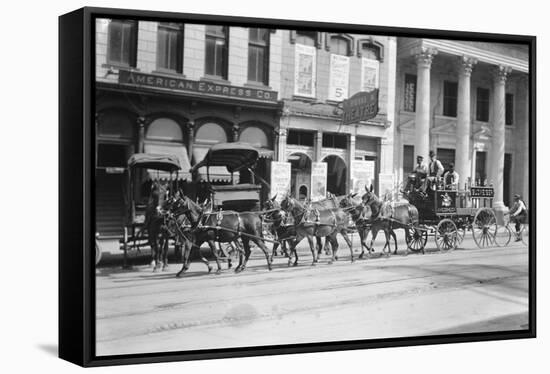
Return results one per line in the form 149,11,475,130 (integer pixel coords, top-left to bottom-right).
509,194,527,241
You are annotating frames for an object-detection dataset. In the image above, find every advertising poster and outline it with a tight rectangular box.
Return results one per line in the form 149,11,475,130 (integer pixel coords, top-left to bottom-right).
328,54,350,101
270,161,291,202
310,162,327,202
294,44,316,97
378,173,395,200
350,160,375,194
361,58,380,92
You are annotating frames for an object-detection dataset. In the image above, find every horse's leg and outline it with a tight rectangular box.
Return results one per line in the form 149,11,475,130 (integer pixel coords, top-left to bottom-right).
270,241,279,264
331,232,340,261
176,238,193,278
161,236,169,271
382,228,391,257
238,237,253,272
392,229,398,255
206,240,223,274
289,233,303,267
369,227,379,255
326,234,336,264
358,229,366,259
306,235,317,265
194,238,213,273
339,230,355,263
251,237,273,271
316,236,323,256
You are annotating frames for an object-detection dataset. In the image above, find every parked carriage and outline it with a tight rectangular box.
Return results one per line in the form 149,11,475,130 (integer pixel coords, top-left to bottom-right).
403,175,498,253
119,153,182,267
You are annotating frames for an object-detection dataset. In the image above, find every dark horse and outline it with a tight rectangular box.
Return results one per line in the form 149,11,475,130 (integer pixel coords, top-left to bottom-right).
280,194,355,265
170,194,272,276
144,181,171,272
361,185,420,255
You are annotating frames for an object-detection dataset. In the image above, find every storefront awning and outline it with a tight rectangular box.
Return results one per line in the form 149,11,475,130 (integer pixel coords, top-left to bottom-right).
143,143,191,180
192,147,236,183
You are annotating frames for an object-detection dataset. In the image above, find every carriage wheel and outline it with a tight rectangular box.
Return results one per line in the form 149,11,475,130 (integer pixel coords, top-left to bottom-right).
95,238,102,266
472,208,497,248
405,228,428,253
494,225,512,247
435,219,458,252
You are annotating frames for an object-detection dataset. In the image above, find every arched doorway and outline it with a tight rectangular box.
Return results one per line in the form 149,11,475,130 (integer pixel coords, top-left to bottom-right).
288,152,312,201
322,155,347,196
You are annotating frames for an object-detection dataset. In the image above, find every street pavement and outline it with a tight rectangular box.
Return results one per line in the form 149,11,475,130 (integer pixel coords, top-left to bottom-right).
95,233,529,356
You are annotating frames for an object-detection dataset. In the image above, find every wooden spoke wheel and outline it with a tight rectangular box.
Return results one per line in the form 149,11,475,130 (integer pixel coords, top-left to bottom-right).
95,238,102,266
435,219,458,252
405,228,428,253
472,208,497,248
494,225,512,247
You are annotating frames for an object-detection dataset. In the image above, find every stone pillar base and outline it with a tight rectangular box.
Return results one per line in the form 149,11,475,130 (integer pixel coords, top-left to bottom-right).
492,201,509,226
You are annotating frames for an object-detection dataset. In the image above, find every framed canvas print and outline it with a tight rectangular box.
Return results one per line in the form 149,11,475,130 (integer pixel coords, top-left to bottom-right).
59,6,536,367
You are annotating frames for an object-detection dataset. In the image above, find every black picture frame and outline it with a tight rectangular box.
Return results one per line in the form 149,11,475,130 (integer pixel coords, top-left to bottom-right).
59,6,536,367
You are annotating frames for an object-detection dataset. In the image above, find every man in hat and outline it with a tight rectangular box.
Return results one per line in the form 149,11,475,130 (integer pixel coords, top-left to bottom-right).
404,155,428,193
443,162,459,190
509,194,527,241
428,150,444,178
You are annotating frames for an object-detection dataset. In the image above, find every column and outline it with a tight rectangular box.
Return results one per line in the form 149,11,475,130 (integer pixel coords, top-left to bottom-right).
519,76,530,205
186,119,195,160
136,116,147,153
347,134,356,194
413,47,437,160
456,56,477,188
315,130,323,161
232,124,240,142
277,128,287,162
489,65,512,213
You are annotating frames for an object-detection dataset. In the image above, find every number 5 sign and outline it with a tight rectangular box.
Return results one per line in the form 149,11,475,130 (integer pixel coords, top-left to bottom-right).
328,54,350,101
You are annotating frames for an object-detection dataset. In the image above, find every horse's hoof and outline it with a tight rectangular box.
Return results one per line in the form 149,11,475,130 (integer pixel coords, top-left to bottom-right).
328,260,333,265
208,266,213,273
311,262,316,266
292,262,298,267
216,269,222,275
334,256,339,261
351,257,356,263
358,253,364,259
176,272,183,278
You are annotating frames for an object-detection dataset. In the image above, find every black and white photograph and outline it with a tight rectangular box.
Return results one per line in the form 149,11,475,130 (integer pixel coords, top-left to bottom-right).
90,10,533,359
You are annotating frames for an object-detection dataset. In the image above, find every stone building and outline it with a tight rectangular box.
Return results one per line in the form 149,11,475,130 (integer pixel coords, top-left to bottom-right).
95,19,284,239
393,38,529,215
276,31,397,199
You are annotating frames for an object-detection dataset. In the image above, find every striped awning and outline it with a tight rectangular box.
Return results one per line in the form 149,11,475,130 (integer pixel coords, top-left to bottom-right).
192,147,236,183
143,143,191,180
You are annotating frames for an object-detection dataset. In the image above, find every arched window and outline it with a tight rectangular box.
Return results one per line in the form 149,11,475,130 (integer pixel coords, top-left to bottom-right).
295,31,316,46
98,112,134,140
195,122,228,144
362,44,380,60
357,40,383,92
327,35,353,56
239,126,270,149
357,39,384,61
146,118,183,142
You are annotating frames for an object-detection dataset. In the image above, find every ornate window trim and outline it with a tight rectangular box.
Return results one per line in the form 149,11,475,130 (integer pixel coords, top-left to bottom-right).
289,30,322,49
357,38,384,61
325,33,354,56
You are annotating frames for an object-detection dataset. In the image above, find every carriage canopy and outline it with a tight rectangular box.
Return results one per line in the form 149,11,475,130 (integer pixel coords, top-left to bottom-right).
127,153,182,172
190,142,259,173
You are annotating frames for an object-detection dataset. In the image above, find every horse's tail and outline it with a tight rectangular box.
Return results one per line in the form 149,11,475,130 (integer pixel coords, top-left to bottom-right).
408,204,419,226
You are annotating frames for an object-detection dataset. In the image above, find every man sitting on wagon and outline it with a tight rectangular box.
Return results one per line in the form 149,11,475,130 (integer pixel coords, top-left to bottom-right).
404,155,428,195
443,162,460,190
509,194,527,241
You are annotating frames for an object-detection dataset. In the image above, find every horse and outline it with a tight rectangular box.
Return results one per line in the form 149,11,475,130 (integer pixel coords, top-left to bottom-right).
263,195,296,262
170,194,273,275
162,195,228,275
280,194,355,265
362,185,421,255
144,181,171,272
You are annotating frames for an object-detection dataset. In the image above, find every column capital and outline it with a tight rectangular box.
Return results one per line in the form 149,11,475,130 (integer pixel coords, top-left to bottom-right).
412,47,438,68
458,55,477,76
136,115,147,128
186,119,195,131
492,65,513,84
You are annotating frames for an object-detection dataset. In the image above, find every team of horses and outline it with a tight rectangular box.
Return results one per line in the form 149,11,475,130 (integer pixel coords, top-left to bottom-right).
144,182,422,276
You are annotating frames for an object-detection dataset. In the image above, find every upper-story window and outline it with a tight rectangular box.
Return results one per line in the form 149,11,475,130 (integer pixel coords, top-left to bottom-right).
157,23,184,73
404,74,417,112
476,87,490,122
205,25,229,79
330,36,351,56
443,81,458,117
322,133,347,149
294,31,317,98
505,93,514,125
248,28,270,85
107,20,137,67
358,40,382,92
287,130,314,146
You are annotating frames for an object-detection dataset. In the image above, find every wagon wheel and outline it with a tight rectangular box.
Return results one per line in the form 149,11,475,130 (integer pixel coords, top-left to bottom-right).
95,238,102,266
405,228,428,253
472,208,497,248
494,225,512,247
435,219,458,252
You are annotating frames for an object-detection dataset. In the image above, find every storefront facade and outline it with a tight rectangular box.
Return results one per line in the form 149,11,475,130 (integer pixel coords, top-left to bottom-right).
95,19,283,239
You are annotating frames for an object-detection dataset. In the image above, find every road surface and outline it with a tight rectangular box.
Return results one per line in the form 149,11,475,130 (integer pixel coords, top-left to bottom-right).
95,234,529,356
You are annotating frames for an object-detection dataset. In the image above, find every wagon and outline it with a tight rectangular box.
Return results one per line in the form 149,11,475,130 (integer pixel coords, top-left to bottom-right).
403,177,498,253
119,153,182,267
191,142,263,212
